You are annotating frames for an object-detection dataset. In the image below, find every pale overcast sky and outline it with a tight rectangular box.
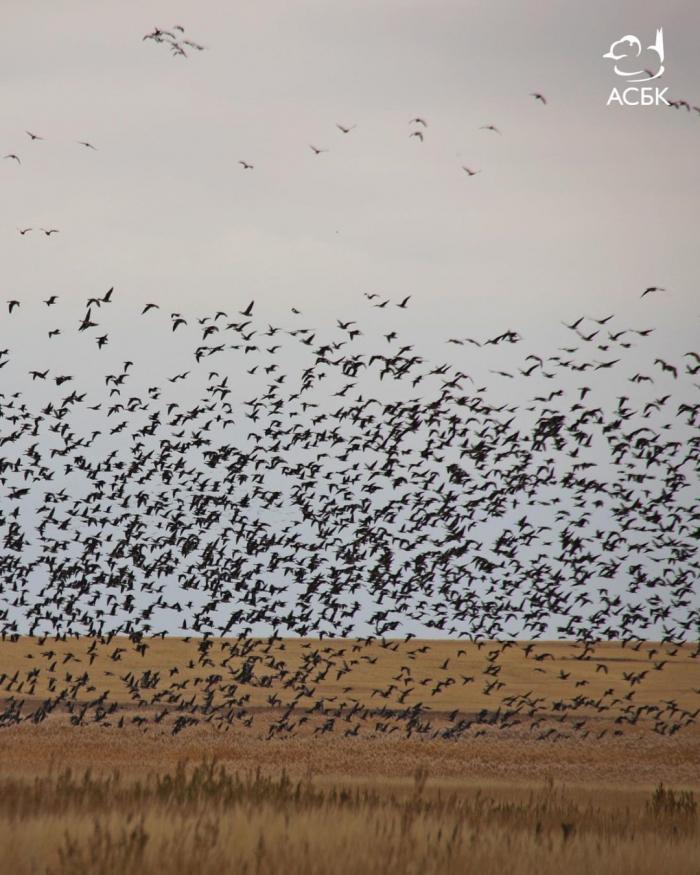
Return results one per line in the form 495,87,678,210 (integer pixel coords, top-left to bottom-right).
1,1,699,639
2,0,698,357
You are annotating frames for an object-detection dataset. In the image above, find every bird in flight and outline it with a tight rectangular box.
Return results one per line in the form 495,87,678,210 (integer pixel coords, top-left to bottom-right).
654,358,678,379
26,131,44,140
530,93,547,104
641,286,665,298
143,27,176,42
44,296,58,306
79,309,97,332
336,124,356,134
397,296,411,309
309,145,328,155
41,229,59,236
7,300,20,313
479,125,501,134
462,166,480,176
87,287,110,308
239,300,255,317
409,131,424,142
78,141,97,150
18,228,32,235
238,161,254,170
142,303,159,314
4,154,21,164
410,118,428,127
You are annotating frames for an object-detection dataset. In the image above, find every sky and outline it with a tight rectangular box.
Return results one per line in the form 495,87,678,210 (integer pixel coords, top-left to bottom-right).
1,1,699,639
1,0,699,351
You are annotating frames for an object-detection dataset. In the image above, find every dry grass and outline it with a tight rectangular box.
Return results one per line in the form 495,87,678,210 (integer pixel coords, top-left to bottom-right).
2,720,699,788
1,637,698,872
0,760,697,875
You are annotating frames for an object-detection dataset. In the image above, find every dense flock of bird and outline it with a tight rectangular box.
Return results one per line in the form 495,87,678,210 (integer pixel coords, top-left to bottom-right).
0,22,698,742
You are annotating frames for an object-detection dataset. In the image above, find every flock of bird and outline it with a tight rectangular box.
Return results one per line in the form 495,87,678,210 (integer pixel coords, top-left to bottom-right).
0,279,697,739
142,24,206,58
5,131,96,243
0,22,698,742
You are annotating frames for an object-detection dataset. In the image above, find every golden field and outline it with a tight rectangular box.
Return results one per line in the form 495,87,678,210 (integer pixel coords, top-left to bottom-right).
0,637,698,873
0,636,697,733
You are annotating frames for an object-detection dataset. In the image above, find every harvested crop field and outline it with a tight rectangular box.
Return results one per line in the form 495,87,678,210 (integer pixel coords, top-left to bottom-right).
1,637,698,874
1,636,697,736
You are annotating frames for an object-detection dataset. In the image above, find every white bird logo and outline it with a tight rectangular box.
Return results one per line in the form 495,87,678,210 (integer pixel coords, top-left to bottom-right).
603,28,664,82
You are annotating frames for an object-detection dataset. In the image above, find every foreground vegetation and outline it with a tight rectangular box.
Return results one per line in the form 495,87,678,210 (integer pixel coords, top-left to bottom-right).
0,759,697,874
1,636,697,872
